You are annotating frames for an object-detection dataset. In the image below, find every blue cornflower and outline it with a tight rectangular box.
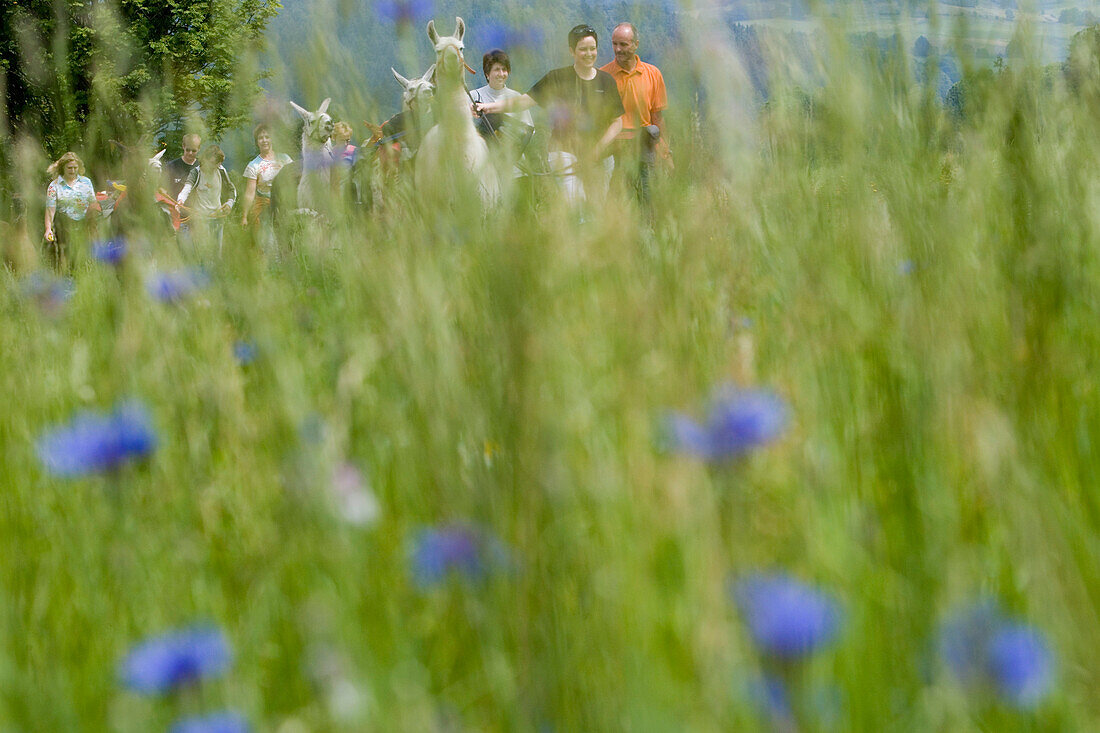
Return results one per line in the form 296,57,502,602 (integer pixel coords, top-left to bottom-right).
92,237,127,265
668,387,788,462
375,0,432,26
233,341,257,365
939,603,1054,708
37,402,157,477
731,573,841,659
411,524,508,587
120,626,231,694
170,712,251,733
988,624,1054,707
147,268,209,303
479,22,543,53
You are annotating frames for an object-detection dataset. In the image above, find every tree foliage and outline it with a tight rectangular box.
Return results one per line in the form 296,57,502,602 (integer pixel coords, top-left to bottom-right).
0,0,281,157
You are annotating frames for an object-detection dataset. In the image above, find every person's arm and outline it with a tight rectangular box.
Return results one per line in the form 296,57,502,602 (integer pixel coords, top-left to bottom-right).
595,117,623,159
84,179,101,218
477,93,536,115
44,205,55,241
240,177,257,226
177,167,199,207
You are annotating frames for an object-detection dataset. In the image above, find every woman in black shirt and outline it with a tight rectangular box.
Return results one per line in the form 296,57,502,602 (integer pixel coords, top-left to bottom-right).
477,24,624,203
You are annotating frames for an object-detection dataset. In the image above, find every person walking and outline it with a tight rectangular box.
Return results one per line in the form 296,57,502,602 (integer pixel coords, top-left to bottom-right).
43,152,98,269
164,134,201,201
176,145,236,256
161,134,201,232
240,124,292,230
600,22,671,204
471,49,536,178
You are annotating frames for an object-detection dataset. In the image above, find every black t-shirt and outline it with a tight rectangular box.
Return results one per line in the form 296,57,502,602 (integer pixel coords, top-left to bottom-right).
527,66,624,155
163,157,198,199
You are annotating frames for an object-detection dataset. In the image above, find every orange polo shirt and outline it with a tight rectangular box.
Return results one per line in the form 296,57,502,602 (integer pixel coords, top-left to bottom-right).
600,56,668,140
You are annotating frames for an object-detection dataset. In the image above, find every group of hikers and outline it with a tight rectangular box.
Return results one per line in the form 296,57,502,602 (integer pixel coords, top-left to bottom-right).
38,20,672,265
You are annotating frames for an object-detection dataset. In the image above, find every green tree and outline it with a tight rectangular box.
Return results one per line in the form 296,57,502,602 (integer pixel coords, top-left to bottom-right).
0,0,281,157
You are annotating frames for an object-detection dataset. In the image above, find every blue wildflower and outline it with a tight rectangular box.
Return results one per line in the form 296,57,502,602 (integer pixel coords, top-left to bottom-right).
668,387,788,461
120,626,231,694
478,22,543,53
375,0,432,26
732,573,841,659
939,603,1054,708
233,341,257,365
37,402,157,477
170,712,251,733
898,259,915,275
147,268,209,303
988,624,1054,707
411,524,508,587
91,237,127,265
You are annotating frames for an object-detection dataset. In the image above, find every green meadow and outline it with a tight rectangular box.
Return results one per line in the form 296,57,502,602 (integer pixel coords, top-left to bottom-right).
4,3,1100,731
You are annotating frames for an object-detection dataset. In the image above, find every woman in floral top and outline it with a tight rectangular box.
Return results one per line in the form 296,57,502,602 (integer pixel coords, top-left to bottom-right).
44,152,98,266
240,124,292,229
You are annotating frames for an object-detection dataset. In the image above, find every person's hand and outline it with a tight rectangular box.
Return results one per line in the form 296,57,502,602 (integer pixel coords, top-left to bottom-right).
240,215,249,227
218,203,231,216
44,228,54,242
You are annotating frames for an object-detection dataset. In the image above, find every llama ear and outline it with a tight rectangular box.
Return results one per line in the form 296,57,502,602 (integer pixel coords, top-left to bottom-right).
454,17,465,41
289,100,310,120
317,98,331,116
423,63,436,83
427,19,439,45
392,67,411,88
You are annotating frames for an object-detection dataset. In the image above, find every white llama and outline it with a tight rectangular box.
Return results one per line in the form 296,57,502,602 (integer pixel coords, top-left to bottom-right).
414,17,500,209
391,64,436,157
289,97,335,215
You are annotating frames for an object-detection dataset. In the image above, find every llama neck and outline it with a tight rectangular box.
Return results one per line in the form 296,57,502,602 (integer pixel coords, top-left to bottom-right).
434,72,473,128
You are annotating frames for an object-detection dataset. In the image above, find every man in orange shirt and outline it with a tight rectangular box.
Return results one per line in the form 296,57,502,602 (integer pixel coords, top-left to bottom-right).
601,22,672,204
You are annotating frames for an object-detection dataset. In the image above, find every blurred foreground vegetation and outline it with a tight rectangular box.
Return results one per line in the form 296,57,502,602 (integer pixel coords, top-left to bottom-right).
3,2,1100,731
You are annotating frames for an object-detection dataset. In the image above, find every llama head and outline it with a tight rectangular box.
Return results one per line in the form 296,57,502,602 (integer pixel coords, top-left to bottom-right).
290,98,335,145
392,65,435,114
426,17,473,79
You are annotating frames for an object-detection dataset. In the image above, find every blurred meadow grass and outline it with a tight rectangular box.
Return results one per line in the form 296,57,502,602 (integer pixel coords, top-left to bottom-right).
3,0,1100,730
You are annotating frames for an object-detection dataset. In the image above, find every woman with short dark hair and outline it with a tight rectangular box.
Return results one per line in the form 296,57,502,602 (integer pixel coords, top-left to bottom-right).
475,25,624,203
471,48,535,145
